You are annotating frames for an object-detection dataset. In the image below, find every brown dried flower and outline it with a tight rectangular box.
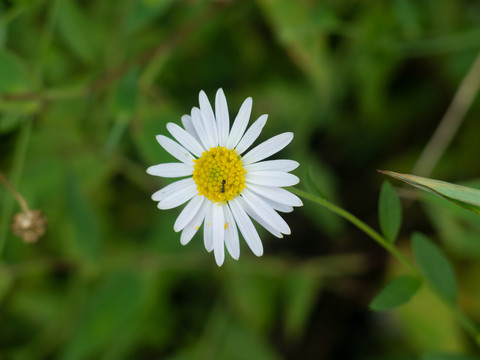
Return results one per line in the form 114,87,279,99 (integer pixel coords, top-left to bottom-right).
11,210,47,243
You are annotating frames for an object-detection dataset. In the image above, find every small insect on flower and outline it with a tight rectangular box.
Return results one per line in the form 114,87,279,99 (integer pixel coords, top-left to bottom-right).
147,88,303,266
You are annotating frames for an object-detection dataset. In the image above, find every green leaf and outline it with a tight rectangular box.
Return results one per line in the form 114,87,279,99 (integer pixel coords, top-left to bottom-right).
125,0,175,34
412,233,457,305
423,191,480,259
57,0,100,63
379,181,402,243
370,275,421,311
103,68,139,155
112,68,138,121
380,171,480,216
0,50,32,93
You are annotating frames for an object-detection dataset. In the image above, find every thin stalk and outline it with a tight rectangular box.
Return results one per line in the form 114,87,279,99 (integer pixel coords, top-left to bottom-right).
412,51,480,177
292,186,480,346
291,187,418,275
0,119,32,256
0,171,30,214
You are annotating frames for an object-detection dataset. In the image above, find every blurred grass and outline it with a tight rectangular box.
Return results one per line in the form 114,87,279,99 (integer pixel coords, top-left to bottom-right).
1,0,480,359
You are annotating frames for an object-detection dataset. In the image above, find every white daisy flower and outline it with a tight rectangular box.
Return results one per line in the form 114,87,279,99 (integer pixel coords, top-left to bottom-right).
147,88,303,266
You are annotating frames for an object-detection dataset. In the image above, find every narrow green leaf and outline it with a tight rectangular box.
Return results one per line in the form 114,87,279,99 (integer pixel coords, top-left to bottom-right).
112,68,138,121
125,0,175,34
380,170,480,216
379,181,402,243
412,233,457,305
370,275,421,311
57,0,100,63
103,69,139,155
0,50,31,93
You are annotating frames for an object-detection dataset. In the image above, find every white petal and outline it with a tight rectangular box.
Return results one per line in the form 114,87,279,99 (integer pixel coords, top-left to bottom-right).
229,198,263,256
192,107,213,150
167,122,205,157
199,90,219,146
156,135,195,165
147,163,193,178
247,184,303,207
223,204,240,260
215,88,229,147
235,114,268,155
174,195,205,232
181,115,200,143
259,196,294,213
227,97,252,149
235,196,283,238
244,159,299,173
203,201,214,252
180,202,208,245
158,182,197,209
241,188,290,235
242,132,293,165
245,171,300,187
152,178,195,201
212,203,225,266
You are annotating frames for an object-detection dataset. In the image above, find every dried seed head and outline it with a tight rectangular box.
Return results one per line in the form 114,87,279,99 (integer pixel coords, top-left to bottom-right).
11,210,47,243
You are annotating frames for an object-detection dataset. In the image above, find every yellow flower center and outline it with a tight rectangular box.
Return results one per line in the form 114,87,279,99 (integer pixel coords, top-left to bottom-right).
192,146,247,203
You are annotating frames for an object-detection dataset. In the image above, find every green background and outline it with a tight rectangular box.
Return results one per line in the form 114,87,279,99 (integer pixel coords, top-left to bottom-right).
1,0,480,359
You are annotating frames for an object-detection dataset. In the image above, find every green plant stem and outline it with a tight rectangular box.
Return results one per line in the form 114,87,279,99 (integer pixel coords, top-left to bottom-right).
0,171,30,214
292,186,480,346
291,187,418,275
0,119,32,256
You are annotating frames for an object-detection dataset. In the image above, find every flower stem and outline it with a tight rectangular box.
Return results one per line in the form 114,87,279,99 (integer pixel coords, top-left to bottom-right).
0,172,31,214
291,187,418,274
292,186,480,346
0,119,32,256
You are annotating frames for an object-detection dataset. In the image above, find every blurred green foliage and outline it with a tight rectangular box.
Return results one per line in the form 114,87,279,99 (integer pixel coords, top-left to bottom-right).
1,0,480,359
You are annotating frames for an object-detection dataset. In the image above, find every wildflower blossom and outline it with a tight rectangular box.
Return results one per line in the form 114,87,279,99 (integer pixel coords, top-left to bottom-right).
147,89,302,265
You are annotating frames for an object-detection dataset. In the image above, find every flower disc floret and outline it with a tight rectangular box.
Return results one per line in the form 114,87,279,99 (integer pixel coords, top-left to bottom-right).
193,146,246,203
